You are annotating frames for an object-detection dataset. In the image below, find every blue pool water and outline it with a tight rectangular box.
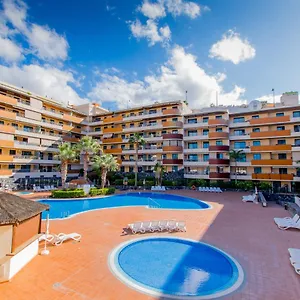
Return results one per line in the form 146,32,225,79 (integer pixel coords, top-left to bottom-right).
110,237,243,299
16,191,32,195
40,193,210,219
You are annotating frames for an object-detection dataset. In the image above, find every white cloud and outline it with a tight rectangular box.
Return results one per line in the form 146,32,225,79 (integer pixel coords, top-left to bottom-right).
2,0,69,61
139,1,166,19
209,30,256,64
164,0,200,19
27,24,69,61
256,94,281,103
129,19,171,46
0,63,87,105
0,36,23,62
88,46,246,109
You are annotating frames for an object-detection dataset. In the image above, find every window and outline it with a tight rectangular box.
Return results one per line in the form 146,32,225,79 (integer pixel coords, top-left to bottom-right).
172,166,178,172
203,154,209,161
172,118,178,122
202,117,209,123
295,139,300,146
172,130,178,134
120,166,125,172
253,128,260,132
233,117,245,123
9,150,16,155
234,141,246,149
121,145,125,149
279,168,288,174
188,154,198,161
203,141,209,148
95,127,101,132
293,111,300,118
203,129,209,135
0,149,2,154
278,153,287,159
188,130,197,136
8,164,15,170
252,115,259,119
217,153,223,159
234,129,245,136
162,154,167,159
294,125,300,132
172,154,178,159
188,118,197,124
24,126,33,132
0,120,3,125
216,127,223,132
277,126,285,131
129,167,134,172
237,153,246,162
216,140,223,146
235,167,247,175
253,153,261,160
130,123,134,128
149,109,157,114
188,142,198,149
254,167,262,174
253,140,261,146
277,139,286,145
215,115,222,119
276,112,284,117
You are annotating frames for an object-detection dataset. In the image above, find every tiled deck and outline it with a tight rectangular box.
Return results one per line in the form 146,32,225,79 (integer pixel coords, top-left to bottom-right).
1,191,300,300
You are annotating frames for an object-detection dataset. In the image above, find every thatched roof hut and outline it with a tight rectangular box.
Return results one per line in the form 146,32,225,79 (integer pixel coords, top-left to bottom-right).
0,192,49,225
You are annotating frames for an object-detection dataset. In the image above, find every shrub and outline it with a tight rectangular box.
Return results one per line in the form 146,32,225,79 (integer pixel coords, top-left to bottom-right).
258,182,272,191
128,179,135,186
162,180,173,186
90,187,116,196
145,180,155,186
114,179,123,185
52,189,85,198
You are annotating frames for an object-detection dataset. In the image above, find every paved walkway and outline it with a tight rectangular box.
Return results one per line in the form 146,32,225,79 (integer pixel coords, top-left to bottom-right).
1,191,300,300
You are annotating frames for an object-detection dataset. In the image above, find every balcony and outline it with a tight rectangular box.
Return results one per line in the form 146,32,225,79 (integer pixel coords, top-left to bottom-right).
103,115,123,124
209,145,229,151
229,134,250,140
2,110,16,120
184,173,209,179
163,121,183,128
162,159,183,165
183,122,208,129
252,174,294,181
62,136,80,143
208,119,228,126
0,169,13,176
183,160,209,166
0,93,18,105
162,133,183,139
0,124,15,134
63,114,84,123
250,130,291,138
249,115,290,125
251,145,292,152
251,159,293,165
209,158,230,165
122,160,156,166
230,174,252,180
162,146,183,152
209,172,230,179
0,140,14,148
62,125,73,132
104,148,122,154
208,132,228,139
102,137,123,143
103,126,123,134
183,135,208,141
162,108,180,115
183,148,209,153
0,155,13,162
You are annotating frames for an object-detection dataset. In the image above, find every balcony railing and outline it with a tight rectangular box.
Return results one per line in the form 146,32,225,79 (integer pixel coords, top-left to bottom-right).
209,172,230,179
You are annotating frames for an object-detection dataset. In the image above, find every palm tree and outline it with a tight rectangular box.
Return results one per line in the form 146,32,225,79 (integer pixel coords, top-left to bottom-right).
55,142,77,188
128,133,145,187
76,136,101,181
229,149,245,183
154,162,165,186
92,154,119,188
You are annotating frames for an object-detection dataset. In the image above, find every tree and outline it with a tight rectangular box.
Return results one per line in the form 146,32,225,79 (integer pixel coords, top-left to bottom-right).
55,142,77,188
76,136,101,181
92,154,119,188
154,162,165,186
229,149,245,184
128,133,145,187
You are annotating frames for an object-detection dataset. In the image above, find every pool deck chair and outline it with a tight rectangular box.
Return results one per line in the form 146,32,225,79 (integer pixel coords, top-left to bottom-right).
289,248,300,258
39,233,55,243
274,214,299,226
129,222,143,234
290,262,300,275
54,232,81,246
140,221,152,233
167,220,177,232
158,220,169,231
176,221,186,232
242,194,257,203
276,218,300,230
150,220,160,232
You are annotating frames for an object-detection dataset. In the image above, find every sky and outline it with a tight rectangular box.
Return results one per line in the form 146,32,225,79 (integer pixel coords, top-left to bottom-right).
0,0,299,111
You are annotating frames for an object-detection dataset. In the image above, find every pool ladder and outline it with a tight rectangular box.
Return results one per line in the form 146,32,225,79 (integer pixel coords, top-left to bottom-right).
148,197,161,209
60,211,70,218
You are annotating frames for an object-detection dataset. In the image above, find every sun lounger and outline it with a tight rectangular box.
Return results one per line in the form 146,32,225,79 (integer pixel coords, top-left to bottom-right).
167,220,177,232
289,248,300,258
292,263,300,275
274,215,299,225
128,222,143,234
158,220,169,231
276,218,300,230
150,220,160,232
242,194,256,202
140,221,152,233
38,233,55,243
54,232,81,245
176,221,186,232
151,186,166,191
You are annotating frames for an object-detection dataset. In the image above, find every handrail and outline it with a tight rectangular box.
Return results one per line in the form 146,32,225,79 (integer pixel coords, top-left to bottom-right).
148,197,161,208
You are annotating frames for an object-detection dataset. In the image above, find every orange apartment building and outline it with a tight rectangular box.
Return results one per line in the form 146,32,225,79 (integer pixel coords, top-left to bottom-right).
0,81,299,191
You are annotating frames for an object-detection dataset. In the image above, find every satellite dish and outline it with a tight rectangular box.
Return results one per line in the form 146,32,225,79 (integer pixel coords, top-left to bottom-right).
248,100,262,111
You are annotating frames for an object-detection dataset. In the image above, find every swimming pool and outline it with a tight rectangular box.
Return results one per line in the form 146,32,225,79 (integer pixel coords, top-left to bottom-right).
16,191,33,195
40,192,210,219
109,237,244,299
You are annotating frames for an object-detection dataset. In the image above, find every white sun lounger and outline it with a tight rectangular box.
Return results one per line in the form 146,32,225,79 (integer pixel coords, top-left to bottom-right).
277,218,300,230
242,194,256,202
150,220,160,232
167,220,177,232
38,233,55,243
274,214,299,225
289,248,300,258
158,220,169,231
292,263,300,275
128,222,143,234
140,221,152,233
176,221,186,232
54,232,81,245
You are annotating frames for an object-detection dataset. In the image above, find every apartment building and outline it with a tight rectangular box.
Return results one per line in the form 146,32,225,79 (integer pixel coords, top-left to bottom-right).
0,81,299,191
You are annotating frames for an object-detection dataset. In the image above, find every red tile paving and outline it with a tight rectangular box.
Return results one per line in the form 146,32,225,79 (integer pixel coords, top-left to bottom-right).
1,191,300,300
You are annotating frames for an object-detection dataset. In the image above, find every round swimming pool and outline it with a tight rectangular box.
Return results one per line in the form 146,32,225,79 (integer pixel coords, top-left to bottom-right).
109,237,244,299
40,192,211,219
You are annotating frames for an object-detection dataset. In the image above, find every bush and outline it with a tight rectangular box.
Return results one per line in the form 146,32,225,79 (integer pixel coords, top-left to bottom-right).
114,179,123,185
52,189,85,198
128,179,135,186
162,180,173,186
258,182,272,191
90,187,116,196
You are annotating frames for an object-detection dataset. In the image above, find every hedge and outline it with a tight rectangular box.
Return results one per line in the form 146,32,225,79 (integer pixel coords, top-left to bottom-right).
90,187,116,196
52,189,85,198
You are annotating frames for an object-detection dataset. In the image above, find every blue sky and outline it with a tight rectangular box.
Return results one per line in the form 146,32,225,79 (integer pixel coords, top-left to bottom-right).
0,0,300,110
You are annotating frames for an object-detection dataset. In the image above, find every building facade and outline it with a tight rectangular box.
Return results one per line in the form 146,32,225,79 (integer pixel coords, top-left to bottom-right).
0,82,300,191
